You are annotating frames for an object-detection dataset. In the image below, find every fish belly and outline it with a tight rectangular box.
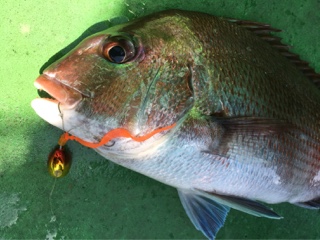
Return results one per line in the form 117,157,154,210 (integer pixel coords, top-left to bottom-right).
96,130,320,205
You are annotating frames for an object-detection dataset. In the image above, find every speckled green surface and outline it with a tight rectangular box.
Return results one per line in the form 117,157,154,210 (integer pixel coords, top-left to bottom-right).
0,0,320,239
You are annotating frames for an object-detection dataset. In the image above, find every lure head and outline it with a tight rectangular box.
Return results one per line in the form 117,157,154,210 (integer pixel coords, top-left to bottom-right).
48,146,71,178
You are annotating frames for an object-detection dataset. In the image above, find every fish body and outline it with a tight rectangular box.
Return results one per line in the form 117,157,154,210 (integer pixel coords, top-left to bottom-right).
32,10,320,239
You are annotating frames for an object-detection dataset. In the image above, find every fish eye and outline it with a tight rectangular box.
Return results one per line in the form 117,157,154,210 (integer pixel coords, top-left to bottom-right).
102,36,136,63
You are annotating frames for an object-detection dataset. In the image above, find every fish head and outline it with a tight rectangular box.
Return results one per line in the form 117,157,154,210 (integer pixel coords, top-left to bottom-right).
32,11,197,146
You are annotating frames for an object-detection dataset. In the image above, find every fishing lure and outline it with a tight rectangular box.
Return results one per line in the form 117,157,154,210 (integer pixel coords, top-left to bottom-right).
57,123,176,148
47,123,176,177
47,145,71,178
47,102,72,178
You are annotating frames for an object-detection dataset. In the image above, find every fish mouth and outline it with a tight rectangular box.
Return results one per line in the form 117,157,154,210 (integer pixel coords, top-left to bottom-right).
33,74,83,109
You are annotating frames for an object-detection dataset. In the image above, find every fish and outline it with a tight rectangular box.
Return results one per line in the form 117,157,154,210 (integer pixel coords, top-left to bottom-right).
31,9,320,239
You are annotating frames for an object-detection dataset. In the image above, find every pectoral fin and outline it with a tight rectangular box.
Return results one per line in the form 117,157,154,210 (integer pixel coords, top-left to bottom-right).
214,116,291,135
177,188,230,240
207,116,292,158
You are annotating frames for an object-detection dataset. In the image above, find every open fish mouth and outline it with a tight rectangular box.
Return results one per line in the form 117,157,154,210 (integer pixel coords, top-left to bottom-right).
33,75,83,109
31,75,84,130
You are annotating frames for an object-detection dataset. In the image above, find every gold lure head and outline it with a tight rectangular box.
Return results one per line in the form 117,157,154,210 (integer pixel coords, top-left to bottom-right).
48,145,71,178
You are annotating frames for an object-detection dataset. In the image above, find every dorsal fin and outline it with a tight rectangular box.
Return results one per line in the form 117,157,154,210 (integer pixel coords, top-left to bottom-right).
227,18,320,88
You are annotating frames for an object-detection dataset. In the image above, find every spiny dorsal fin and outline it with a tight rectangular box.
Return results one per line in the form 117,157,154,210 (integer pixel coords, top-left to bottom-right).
227,18,320,88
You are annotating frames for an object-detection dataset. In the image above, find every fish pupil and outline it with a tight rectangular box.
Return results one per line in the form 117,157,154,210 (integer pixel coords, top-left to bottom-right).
109,46,125,63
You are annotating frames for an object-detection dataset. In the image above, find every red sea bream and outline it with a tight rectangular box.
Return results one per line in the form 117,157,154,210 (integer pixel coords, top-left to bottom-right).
31,10,320,239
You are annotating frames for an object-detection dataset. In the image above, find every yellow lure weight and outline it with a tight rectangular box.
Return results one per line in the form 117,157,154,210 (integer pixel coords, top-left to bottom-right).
48,145,71,178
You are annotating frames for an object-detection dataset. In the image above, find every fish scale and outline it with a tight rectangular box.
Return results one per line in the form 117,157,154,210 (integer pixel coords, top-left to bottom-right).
32,10,320,239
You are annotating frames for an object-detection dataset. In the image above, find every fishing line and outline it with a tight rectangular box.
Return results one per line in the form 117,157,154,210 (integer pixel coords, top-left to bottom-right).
47,102,64,222
58,102,64,131
57,101,84,134
47,102,67,223
49,177,57,222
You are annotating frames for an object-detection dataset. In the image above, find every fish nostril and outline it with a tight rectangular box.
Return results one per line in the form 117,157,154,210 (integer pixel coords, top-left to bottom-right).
187,64,194,95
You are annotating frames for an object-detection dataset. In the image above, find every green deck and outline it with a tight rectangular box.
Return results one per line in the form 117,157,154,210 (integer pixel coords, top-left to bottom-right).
1,0,319,238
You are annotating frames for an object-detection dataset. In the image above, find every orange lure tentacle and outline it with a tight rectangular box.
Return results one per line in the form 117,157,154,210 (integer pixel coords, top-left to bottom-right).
50,123,176,178
58,123,177,149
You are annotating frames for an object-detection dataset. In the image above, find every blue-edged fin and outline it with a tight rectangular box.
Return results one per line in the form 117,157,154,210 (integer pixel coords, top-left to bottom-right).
177,188,230,239
293,198,320,210
200,190,282,219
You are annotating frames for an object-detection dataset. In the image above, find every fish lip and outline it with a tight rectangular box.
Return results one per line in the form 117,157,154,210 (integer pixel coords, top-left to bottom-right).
34,74,84,109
